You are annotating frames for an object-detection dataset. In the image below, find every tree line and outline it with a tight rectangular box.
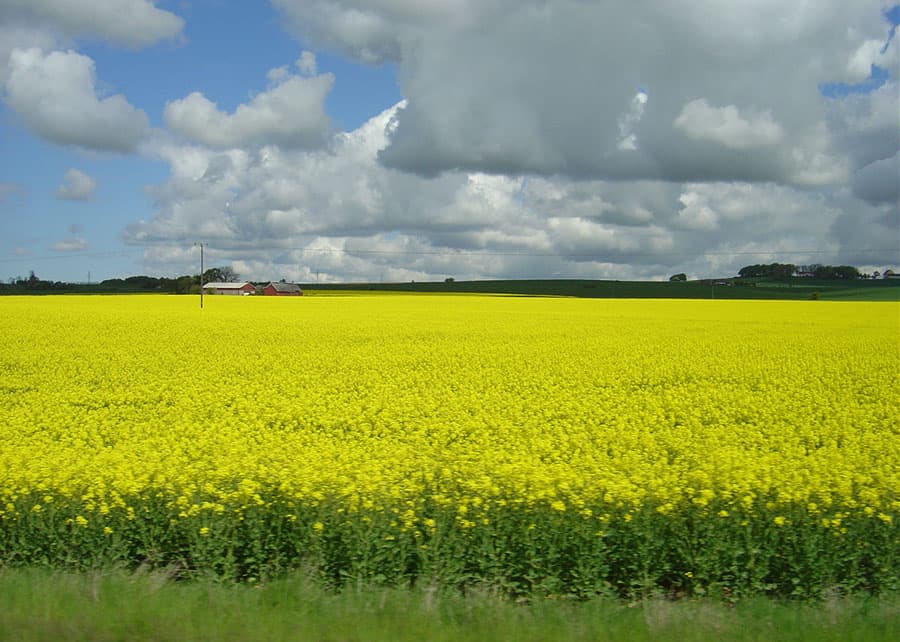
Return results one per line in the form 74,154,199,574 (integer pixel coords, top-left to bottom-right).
736,263,867,280
2,267,240,294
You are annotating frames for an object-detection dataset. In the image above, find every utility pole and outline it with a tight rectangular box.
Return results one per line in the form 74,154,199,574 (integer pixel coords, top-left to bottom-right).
195,242,205,309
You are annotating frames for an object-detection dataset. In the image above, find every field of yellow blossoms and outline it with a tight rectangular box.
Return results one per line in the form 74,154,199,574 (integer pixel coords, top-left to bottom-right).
1,294,897,597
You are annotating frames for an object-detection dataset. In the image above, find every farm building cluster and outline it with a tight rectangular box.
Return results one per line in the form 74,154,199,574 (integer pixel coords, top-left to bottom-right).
202,282,302,296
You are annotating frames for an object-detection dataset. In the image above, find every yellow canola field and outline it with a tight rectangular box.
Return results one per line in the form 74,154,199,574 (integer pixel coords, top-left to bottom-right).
0,294,897,593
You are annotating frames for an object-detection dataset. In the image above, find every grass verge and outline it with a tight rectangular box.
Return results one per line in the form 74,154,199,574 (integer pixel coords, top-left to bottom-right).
0,567,897,642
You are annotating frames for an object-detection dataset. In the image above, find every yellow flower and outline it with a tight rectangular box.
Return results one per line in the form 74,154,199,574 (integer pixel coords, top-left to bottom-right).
0,295,895,585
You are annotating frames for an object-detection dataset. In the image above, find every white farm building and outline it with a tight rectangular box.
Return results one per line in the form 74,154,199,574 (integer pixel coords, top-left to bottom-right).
202,282,257,295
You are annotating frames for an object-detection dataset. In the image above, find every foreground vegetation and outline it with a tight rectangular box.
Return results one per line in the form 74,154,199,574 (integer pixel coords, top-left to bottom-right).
1,568,898,642
0,296,897,600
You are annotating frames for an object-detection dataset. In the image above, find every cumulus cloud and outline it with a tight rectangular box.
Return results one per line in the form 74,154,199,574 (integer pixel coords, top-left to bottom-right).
852,152,900,205
3,48,149,151
845,37,896,81
52,237,88,252
674,99,785,149
85,2,896,282
56,168,96,201
274,1,895,187
126,102,900,283
0,0,183,48
296,50,317,76
163,62,334,149
0,23,59,84
825,80,900,203
617,91,648,151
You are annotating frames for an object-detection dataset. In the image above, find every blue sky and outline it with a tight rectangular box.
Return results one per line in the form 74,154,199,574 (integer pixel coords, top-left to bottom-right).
1,1,898,283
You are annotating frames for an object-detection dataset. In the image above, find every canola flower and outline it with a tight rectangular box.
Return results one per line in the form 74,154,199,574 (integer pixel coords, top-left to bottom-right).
0,294,897,597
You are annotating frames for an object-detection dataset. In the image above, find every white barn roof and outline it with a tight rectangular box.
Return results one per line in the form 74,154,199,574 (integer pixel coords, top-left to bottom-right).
203,282,254,289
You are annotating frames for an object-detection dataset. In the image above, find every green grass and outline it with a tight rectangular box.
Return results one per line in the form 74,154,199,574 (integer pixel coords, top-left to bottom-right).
816,287,900,301
300,278,900,301
0,568,897,642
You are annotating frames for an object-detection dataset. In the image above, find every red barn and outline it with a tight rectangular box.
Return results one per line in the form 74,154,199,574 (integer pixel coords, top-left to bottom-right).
263,282,303,296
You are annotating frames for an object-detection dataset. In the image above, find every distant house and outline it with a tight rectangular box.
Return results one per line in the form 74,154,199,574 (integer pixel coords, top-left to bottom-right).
203,281,257,296
262,282,303,296
884,269,899,280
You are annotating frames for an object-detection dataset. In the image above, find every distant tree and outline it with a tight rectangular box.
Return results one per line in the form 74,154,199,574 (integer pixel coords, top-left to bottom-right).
669,273,687,282
175,275,196,294
813,265,861,280
771,263,797,279
445,277,455,283
738,263,796,279
202,266,239,283
738,264,765,278
124,275,162,290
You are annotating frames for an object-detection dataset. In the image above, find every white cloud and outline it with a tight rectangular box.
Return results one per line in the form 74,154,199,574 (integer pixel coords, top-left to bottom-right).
826,80,899,199
52,237,88,252
829,81,899,167
0,0,183,48
3,47,149,151
163,69,334,149
617,90,648,151
56,168,96,201
296,51,317,76
274,1,892,187
126,103,900,283
0,23,59,84
675,191,720,231
674,99,785,150
845,37,896,82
